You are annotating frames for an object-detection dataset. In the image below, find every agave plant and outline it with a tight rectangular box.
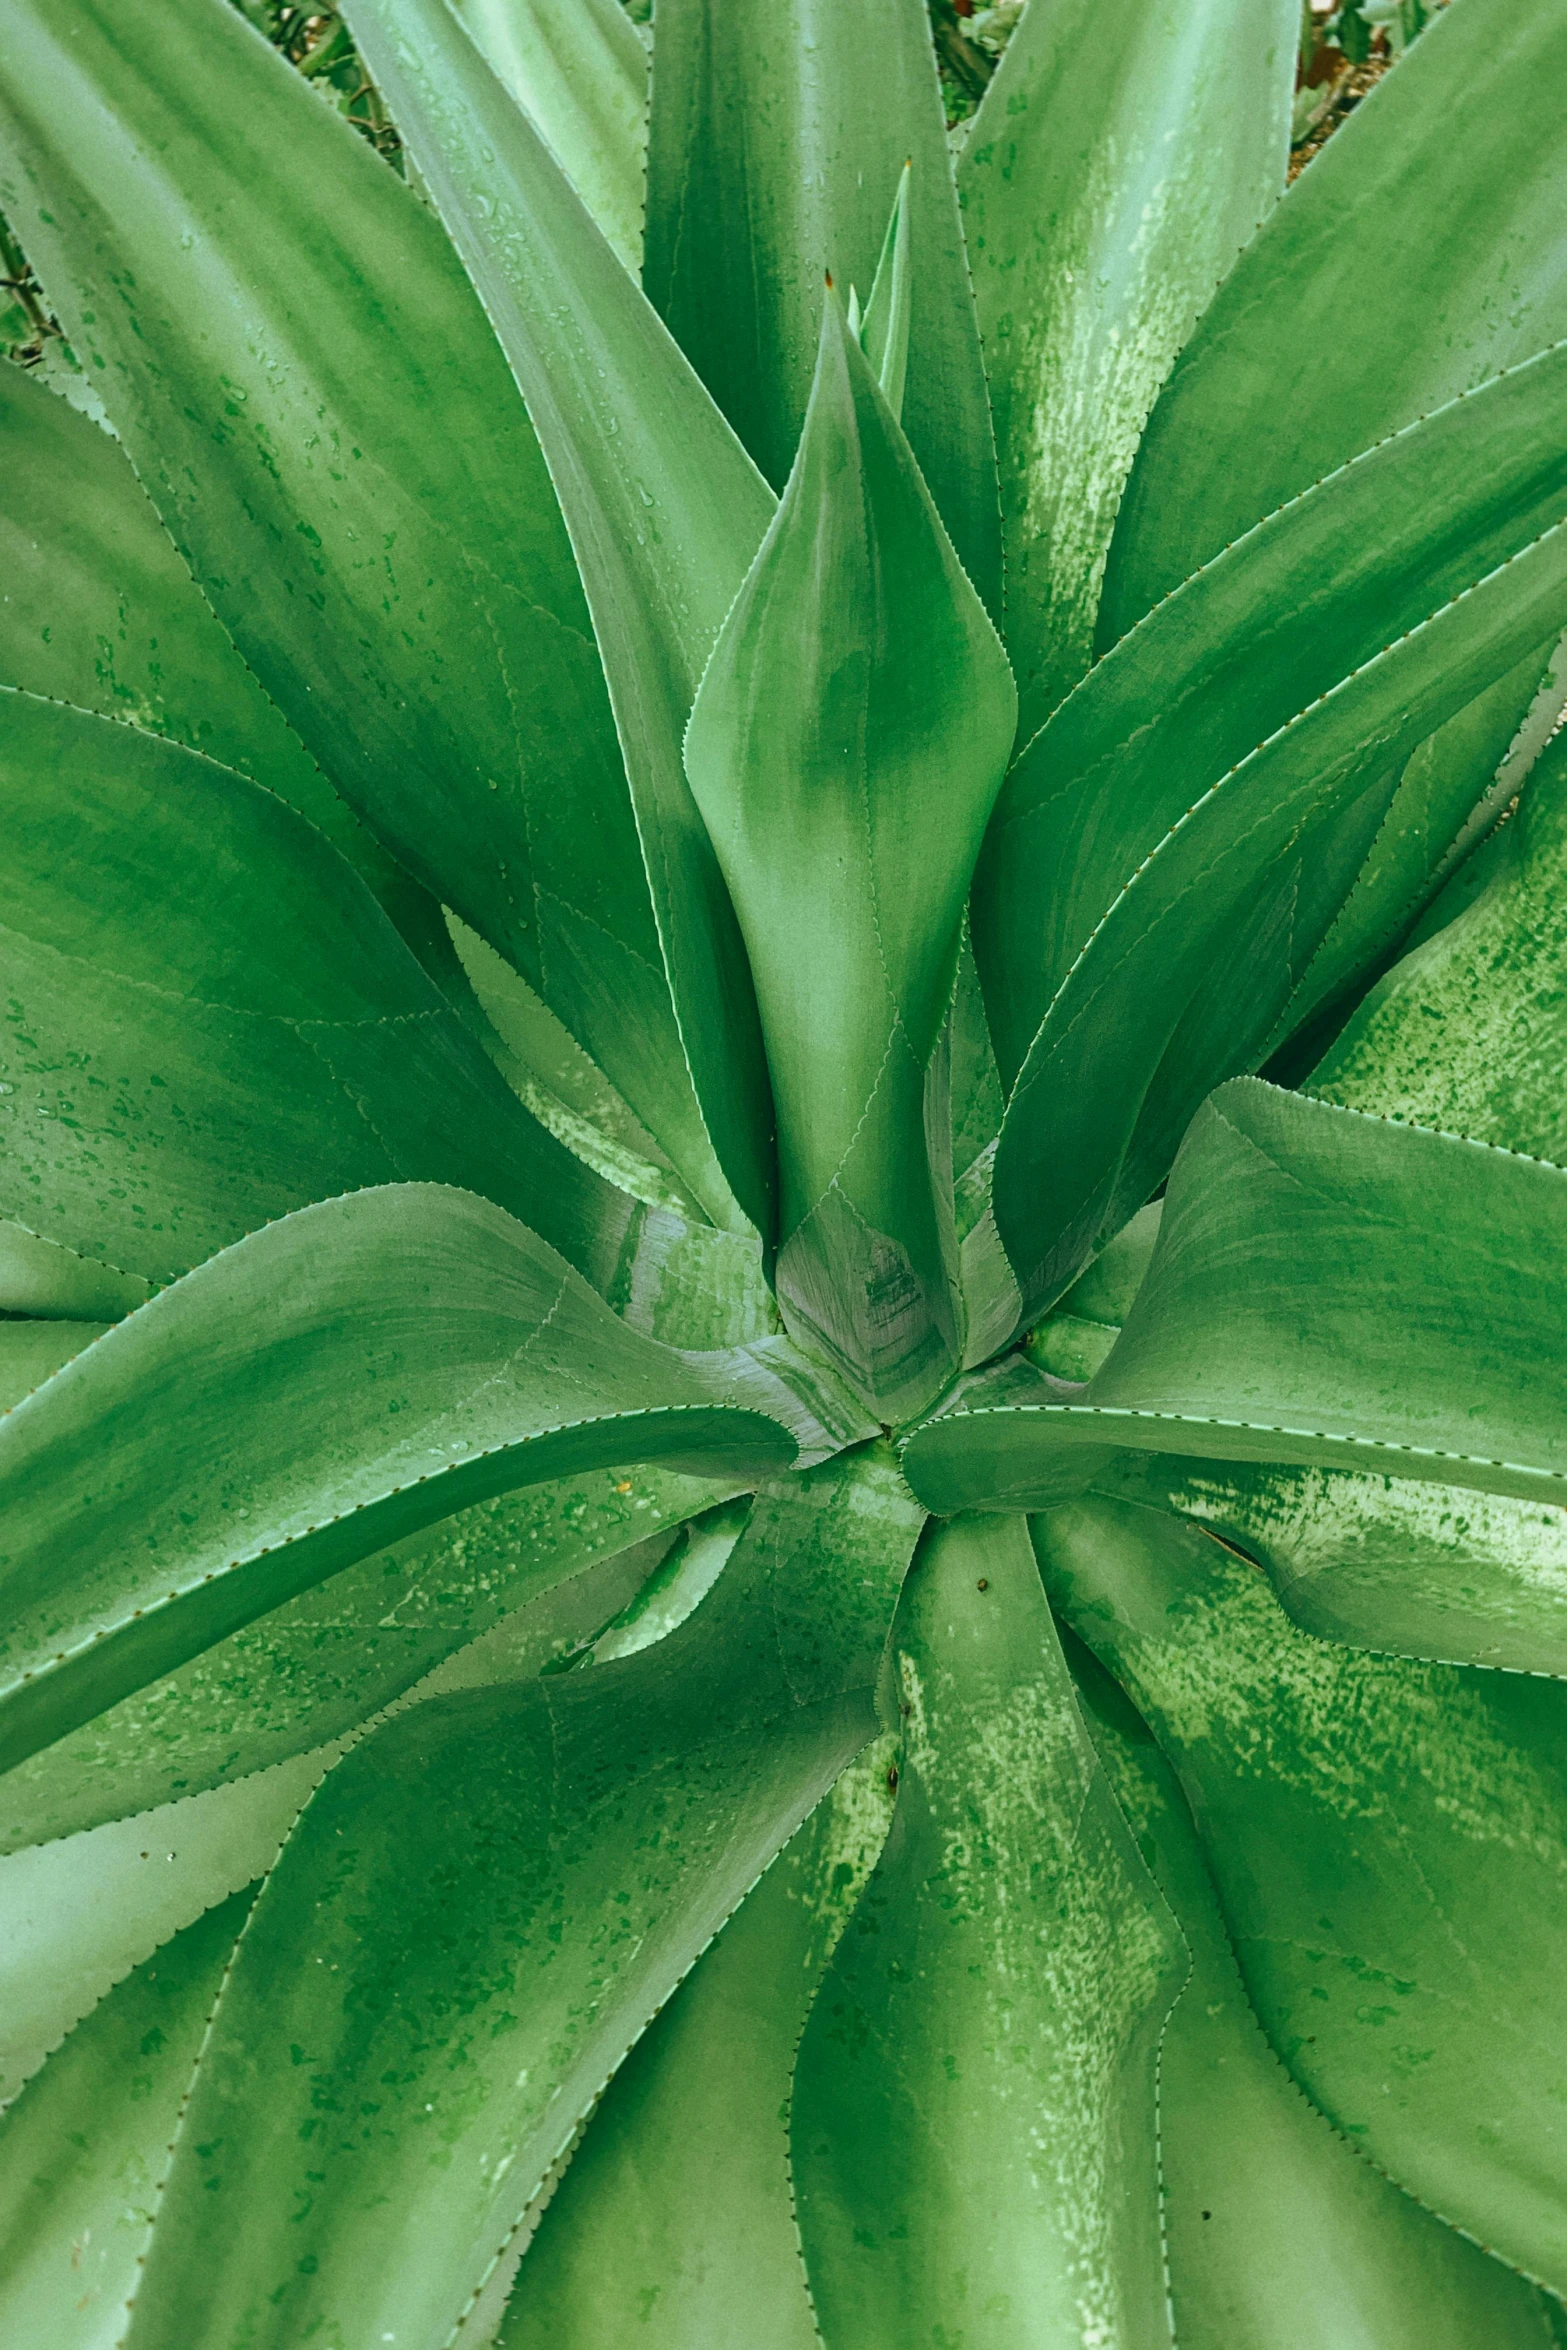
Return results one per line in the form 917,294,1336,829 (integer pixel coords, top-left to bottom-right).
1,0,1566,2339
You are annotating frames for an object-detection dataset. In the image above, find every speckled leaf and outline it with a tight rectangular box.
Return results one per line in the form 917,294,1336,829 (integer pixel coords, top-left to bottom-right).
974,360,1567,1313
0,1890,254,2350
975,338,1567,1101
683,291,1015,1418
1039,1490,1567,2292
120,1450,925,2350
1122,1456,1567,1680
342,0,779,1238
0,691,638,1292
1101,0,1567,633
1314,728,1567,1160
644,0,1000,612
1060,1617,1567,2350
791,1513,1184,2350
904,1078,1567,1527
0,1469,726,1848
0,0,716,1212
959,0,1294,733
0,1181,797,1775
498,1745,896,2348
452,0,647,269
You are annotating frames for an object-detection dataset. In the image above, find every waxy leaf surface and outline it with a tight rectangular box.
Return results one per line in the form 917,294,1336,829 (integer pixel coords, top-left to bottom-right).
343,0,779,1237
122,1452,924,2350
1040,1492,1567,2292
1062,1622,1566,2350
0,692,635,1292
500,1749,895,2347
960,0,1293,730
684,295,1015,1418
0,0,714,1205
791,1514,1183,2349
644,0,1000,612
0,1182,796,1773
1102,0,1567,631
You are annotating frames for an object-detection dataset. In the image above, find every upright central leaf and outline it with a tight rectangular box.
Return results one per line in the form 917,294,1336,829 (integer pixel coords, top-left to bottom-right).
685,295,1016,1420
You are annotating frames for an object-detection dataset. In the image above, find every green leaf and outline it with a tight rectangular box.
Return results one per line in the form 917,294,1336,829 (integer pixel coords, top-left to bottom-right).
790,1513,1184,2349
974,349,1567,1311
1313,729,1567,1161
0,1221,147,1323
0,691,637,1292
451,0,647,269
340,0,781,1239
684,291,1016,1417
0,1747,331,2102
119,1450,925,2350
0,361,403,907
1265,635,1567,1057
0,1181,798,1774
644,0,1001,613
857,160,913,423
0,0,714,1215
0,1320,105,1408
1062,1618,1567,2350
1101,0,1567,636
1039,1490,1567,2294
497,1746,895,2347
0,1470,725,1848
959,0,1294,732
1114,1454,1567,1681
0,1890,255,2347
904,1077,1567,1521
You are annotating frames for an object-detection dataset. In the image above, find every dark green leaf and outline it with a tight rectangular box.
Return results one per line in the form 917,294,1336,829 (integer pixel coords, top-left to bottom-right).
120,1450,924,2350
0,1180,797,1773
341,0,781,1237
959,0,1294,731
644,0,1001,612
1039,1490,1567,2293
0,0,714,1211
1101,0,1567,634
791,1513,1184,2347
0,691,637,1292
684,292,1015,1416
1062,1617,1567,2350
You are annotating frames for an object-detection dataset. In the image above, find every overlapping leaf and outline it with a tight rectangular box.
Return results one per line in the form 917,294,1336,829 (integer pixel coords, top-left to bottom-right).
791,1514,1184,2348
0,1181,798,1774
684,292,1015,1417
644,0,1000,611
904,1079,1567,1531
341,0,780,1237
120,1451,924,2350
0,0,720,1211
0,1891,254,2342
959,0,1294,731
972,344,1567,1311
1039,1493,1567,2292
499,1746,895,2346
453,0,648,269
1062,1621,1566,2349
1102,0,1567,632
0,691,635,1291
